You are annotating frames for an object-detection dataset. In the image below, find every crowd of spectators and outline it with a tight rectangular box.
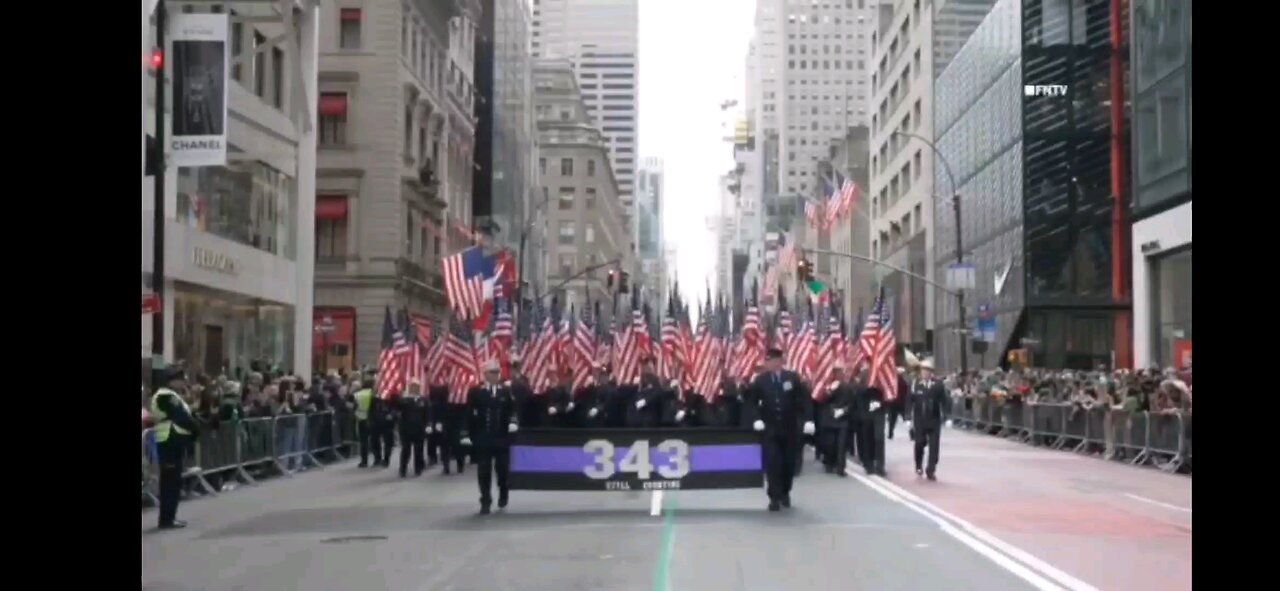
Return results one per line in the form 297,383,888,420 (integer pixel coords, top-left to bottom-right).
945,365,1192,415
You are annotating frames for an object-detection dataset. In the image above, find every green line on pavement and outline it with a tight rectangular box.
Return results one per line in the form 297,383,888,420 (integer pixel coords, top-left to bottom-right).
652,492,678,591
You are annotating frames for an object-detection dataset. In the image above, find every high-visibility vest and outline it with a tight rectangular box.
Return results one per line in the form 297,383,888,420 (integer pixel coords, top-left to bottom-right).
354,388,374,420
150,388,193,443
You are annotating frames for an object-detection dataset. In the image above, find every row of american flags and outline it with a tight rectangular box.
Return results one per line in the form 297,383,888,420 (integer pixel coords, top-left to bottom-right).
804,172,861,231
372,280,901,405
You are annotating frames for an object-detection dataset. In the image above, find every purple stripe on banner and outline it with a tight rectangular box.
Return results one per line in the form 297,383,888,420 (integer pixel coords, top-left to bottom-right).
510,444,762,473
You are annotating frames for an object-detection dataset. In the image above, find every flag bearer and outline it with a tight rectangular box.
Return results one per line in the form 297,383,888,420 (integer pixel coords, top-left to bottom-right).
397,380,429,478
853,369,888,477
820,364,853,476
151,365,200,529
466,360,519,514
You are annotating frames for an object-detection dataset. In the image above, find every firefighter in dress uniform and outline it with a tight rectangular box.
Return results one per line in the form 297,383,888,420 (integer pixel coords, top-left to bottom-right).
625,358,662,428
909,358,951,480
464,360,519,514
426,379,448,468
820,363,854,476
508,357,541,429
578,364,613,428
545,368,575,428
748,348,814,511
397,380,430,478
151,366,200,529
852,368,888,477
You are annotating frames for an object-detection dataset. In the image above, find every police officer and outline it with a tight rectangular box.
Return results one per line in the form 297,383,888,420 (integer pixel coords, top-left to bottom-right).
397,380,430,478
464,360,519,514
748,348,814,511
352,380,376,467
852,369,888,477
820,364,853,476
151,365,200,529
909,359,950,480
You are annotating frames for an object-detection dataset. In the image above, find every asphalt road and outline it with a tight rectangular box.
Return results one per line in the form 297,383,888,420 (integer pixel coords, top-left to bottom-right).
142,427,1189,591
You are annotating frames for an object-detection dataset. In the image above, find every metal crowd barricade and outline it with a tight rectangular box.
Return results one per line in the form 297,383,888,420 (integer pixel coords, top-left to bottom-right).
142,429,158,506
333,411,357,456
195,422,241,491
1106,409,1143,462
1082,406,1108,454
1182,413,1192,468
1028,403,1067,448
302,410,335,467
238,417,276,483
998,402,1030,442
1060,405,1089,452
1146,411,1187,473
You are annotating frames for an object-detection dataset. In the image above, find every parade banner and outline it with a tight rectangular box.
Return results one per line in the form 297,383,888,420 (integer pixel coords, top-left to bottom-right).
168,13,229,167
509,428,764,491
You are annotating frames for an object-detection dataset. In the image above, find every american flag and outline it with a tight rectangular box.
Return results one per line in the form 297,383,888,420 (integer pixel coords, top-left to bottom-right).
805,200,823,230
376,307,411,399
732,303,764,383
787,315,817,381
837,177,860,220
870,299,898,401
443,316,480,404
526,299,558,394
490,298,514,377
774,308,793,352
424,330,447,385
617,308,650,385
812,309,844,400
441,246,491,319
572,306,595,393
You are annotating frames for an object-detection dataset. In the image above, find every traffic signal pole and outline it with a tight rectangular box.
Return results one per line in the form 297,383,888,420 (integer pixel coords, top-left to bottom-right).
150,0,168,387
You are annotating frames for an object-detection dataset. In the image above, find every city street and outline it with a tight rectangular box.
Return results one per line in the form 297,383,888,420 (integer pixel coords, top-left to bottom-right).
142,428,1190,591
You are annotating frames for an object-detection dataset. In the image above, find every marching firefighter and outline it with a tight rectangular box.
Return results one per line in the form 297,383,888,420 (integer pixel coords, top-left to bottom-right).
909,358,951,480
577,364,613,428
397,380,429,478
151,365,200,529
660,377,684,427
353,379,377,467
852,368,888,477
820,363,853,476
545,368,575,428
508,356,540,429
748,348,814,511
441,385,469,475
426,379,449,468
888,367,910,440
371,376,396,468
465,360,519,514
625,357,662,428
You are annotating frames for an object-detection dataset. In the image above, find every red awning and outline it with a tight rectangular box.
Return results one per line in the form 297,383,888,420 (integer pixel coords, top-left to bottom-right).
316,195,348,220
340,8,361,22
319,94,347,117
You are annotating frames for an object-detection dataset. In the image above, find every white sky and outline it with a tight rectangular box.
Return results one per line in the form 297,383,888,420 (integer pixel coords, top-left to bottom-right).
639,0,756,310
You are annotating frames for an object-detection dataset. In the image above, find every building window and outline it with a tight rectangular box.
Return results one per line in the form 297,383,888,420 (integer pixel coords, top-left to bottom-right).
539,157,546,176
913,151,922,179
253,32,267,97
585,225,595,244
558,187,574,210
585,188,597,209
271,47,285,109
319,93,348,146
559,221,575,245
316,195,348,259
1151,248,1193,369
560,158,573,176
587,159,596,177
558,254,574,277
339,9,362,50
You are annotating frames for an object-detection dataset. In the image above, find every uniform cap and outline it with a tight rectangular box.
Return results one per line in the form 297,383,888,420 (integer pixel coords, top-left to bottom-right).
482,360,501,373
920,358,936,371
766,348,785,359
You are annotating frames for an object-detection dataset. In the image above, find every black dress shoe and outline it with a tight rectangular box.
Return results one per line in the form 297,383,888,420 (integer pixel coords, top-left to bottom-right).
479,505,491,515
926,472,937,481
768,500,781,512
158,520,187,530
498,493,509,509
781,497,791,508
836,469,848,477
876,470,888,478
357,462,368,468
916,468,924,476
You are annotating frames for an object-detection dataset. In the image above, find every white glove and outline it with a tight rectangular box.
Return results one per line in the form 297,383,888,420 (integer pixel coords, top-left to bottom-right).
567,402,575,412
632,377,640,385
752,420,765,432
508,423,519,433
548,406,559,415
588,407,599,418
675,410,686,422
636,399,647,409
833,408,846,420
435,423,443,431
829,382,840,391
460,437,472,446
803,421,816,435
504,380,512,387
425,426,434,434
669,379,680,389
869,401,882,412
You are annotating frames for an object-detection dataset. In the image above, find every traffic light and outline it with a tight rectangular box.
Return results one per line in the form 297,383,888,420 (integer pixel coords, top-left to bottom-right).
607,268,616,290
150,48,164,71
796,258,812,283
619,271,630,294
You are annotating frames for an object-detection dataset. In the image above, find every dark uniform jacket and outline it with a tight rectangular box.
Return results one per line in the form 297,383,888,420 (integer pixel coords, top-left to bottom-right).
624,373,663,428
509,375,540,428
747,370,814,436
155,393,201,441
578,380,614,428
467,383,517,449
396,394,430,435
544,384,574,427
428,385,450,428
657,382,682,426
852,384,887,421
909,379,951,429
821,382,854,427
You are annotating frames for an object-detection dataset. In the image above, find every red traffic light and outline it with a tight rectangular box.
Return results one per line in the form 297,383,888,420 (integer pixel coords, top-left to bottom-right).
150,48,164,69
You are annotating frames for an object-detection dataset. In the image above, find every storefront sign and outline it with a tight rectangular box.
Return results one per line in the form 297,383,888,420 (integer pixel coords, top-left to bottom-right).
168,13,229,167
193,247,239,275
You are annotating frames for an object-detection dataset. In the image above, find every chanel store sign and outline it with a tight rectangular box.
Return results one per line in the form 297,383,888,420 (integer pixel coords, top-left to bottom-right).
193,247,240,275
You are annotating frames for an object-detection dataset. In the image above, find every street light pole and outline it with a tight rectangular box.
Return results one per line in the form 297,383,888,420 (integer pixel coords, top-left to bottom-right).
892,131,967,373
150,0,169,387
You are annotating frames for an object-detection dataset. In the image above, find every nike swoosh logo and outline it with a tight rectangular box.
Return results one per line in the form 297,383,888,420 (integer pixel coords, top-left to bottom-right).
994,261,1012,295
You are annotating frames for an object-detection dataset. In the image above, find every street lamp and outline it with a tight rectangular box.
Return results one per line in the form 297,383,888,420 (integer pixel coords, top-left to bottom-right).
891,131,968,373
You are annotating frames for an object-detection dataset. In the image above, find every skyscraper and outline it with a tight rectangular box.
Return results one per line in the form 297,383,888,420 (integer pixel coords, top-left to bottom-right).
531,0,640,222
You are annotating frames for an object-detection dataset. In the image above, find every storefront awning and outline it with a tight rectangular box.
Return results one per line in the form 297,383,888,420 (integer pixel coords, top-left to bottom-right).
319,94,348,118
316,195,348,220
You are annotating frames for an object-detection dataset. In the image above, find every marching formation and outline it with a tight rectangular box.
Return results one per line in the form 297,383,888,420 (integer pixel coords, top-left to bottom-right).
350,281,952,513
